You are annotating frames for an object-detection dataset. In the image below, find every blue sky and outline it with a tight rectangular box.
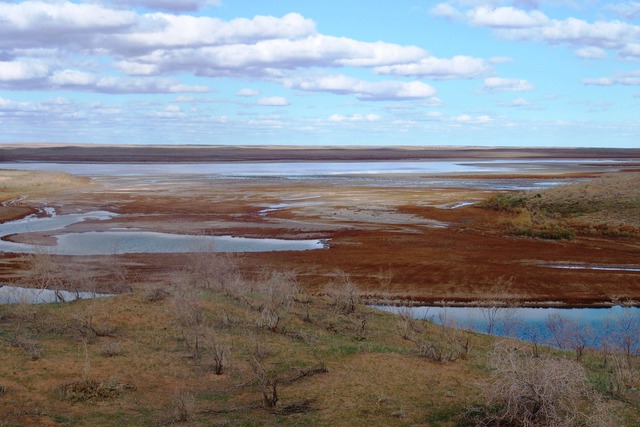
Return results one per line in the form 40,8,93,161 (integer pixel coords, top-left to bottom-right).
1,0,639,147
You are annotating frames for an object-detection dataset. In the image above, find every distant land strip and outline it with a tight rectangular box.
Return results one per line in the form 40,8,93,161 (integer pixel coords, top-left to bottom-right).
1,144,640,163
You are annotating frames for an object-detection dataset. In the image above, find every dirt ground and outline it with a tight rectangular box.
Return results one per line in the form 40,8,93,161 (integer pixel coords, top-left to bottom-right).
1,146,639,307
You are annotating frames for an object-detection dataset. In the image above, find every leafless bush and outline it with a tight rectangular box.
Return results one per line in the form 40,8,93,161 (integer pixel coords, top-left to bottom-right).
607,305,640,359
100,340,123,357
479,342,603,427
24,249,63,290
325,271,360,315
25,252,99,298
171,276,204,328
184,251,241,293
169,390,195,423
10,335,42,360
412,332,468,364
396,306,420,340
410,309,470,363
71,308,116,344
545,313,594,361
58,377,134,402
107,260,133,293
146,287,170,302
353,312,368,341
252,270,299,332
203,331,229,375
371,266,394,291
251,358,279,410
251,336,273,362
604,351,640,397
256,307,281,331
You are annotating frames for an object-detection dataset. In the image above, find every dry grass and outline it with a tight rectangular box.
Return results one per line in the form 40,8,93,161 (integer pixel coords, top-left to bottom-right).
2,269,638,426
482,172,640,239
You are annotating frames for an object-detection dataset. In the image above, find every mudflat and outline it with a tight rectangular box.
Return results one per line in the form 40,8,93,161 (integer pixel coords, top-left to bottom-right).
1,145,639,307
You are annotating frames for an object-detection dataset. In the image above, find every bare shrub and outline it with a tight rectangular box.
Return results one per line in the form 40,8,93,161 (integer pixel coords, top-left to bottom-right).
396,306,420,340
410,309,470,363
607,304,640,359
545,313,594,360
71,307,116,344
252,270,299,332
171,390,195,423
256,307,281,331
203,331,230,375
106,260,133,293
479,342,602,427
58,377,134,402
325,271,360,315
251,358,279,410
371,266,394,292
100,340,123,357
412,331,468,364
146,287,170,303
25,252,99,299
24,249,63,291
10,336,42,360
5,303,42,360
171,275,204,328
604,351,640,397
184,251,241,293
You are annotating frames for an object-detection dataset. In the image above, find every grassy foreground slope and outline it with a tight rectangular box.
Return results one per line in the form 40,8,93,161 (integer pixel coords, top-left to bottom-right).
1,263,639,426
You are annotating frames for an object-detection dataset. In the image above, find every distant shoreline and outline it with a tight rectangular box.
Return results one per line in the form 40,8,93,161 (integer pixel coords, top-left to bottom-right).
1,144,640,163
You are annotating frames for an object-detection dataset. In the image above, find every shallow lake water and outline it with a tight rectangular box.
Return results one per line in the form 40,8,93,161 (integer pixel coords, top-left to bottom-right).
375,305,640,351
0,285,112,304
0,158,632,177
0,209,327,255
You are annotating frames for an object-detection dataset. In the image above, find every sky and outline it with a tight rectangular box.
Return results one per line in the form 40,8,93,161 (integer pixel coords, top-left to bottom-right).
0,1,639,147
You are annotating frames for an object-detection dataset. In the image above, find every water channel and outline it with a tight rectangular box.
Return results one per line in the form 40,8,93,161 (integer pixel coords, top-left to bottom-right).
375,305,640,351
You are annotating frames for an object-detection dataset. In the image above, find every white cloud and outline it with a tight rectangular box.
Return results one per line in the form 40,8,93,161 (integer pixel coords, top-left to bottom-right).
114,13,316,52
257,96,290,106
237,88,260,97
285,74,437,101
50,69,96,86
468,6,549,28
115,61,159,76
453,114,493,124
489,56,513,64
0,1,136,48
575,46,607,59
434,4,640,59
497,97,530,107
328,114,381,122
604,2,640,19
429,3,462,20
482,77,534,92
48,69,210,93
107,0,221,12
0,59,49,81
620,43,640,58
375,55,490,79
583,70,640,86
582,77,614,86
127,35,428,79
